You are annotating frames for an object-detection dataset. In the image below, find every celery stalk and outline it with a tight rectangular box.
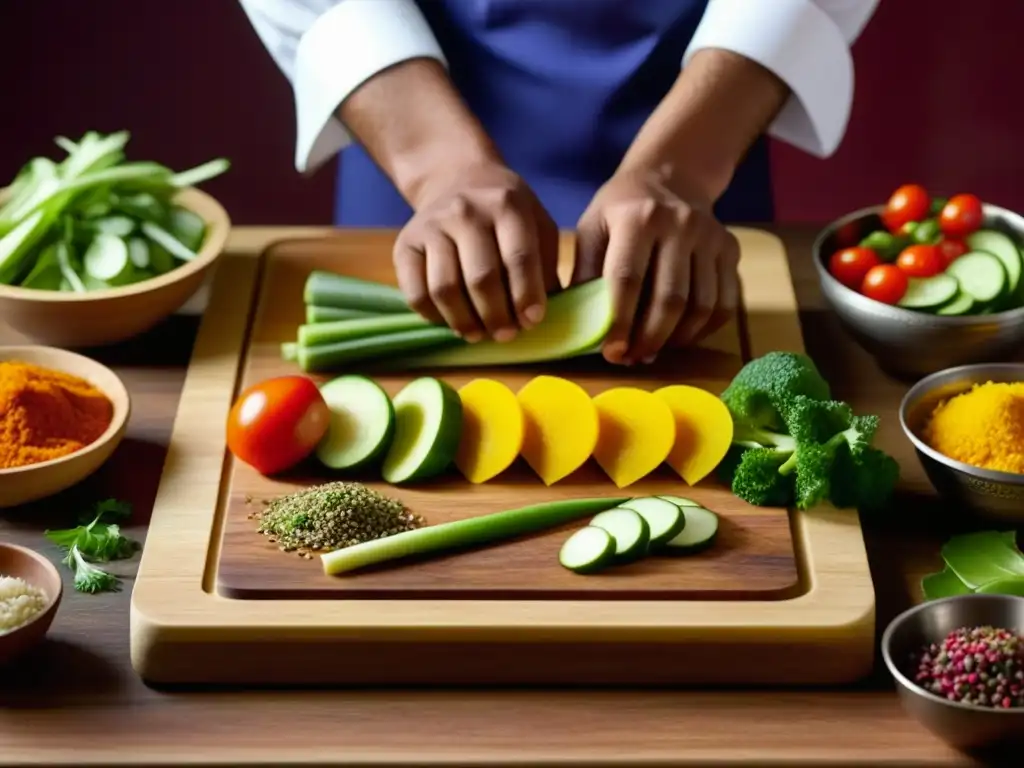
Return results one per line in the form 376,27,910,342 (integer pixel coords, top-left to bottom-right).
321,496,629,575
169,158,230,188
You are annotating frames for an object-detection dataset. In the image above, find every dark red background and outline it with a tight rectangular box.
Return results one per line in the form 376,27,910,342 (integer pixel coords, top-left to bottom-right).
4,1,1021,224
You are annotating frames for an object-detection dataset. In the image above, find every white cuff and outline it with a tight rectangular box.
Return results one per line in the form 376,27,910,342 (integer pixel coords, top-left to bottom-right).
292,0,446,174
683,0,854,158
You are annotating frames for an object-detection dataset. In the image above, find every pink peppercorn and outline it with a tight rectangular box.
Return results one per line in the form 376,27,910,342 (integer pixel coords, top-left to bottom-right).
911,625,1023,709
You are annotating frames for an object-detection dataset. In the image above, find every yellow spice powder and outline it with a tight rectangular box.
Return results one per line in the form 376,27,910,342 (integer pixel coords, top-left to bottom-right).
922,381,1024,474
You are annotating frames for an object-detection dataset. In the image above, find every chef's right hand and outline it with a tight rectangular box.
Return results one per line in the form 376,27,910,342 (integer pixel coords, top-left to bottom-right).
393,162,560,342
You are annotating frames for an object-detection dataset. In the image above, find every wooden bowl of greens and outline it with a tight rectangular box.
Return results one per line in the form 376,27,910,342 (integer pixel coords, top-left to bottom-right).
0,131,231,348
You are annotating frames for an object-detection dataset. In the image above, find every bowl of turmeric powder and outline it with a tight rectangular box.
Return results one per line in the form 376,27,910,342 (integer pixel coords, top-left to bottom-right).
900,363,1024,523
0,346,130,508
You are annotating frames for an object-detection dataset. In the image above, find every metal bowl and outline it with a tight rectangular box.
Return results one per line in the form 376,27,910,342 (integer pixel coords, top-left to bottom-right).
813,203,1024,378
899,362,1024,524
881,594,1024,750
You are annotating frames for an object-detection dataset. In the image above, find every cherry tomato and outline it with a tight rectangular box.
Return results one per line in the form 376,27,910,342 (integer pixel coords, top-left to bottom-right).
829,246,880,289
226,375,330,475
937,238,968,267
939,194,983,238
895,244,944,277
882,184,930,233
861,264,908,305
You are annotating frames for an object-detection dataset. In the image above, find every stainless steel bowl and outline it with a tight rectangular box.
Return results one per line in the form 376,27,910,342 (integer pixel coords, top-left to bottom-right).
881,594,1024,750
899,363,1024,524
813,203,1024,378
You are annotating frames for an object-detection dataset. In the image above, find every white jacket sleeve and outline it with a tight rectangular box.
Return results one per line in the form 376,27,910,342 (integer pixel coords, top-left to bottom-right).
238,0,446,173
683,0,880,158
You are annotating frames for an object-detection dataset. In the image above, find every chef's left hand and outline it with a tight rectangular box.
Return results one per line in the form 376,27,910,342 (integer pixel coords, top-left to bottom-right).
572,167,740,365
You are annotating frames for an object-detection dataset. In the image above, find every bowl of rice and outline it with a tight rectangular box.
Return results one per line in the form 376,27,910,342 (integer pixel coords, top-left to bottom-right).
0,542,62,664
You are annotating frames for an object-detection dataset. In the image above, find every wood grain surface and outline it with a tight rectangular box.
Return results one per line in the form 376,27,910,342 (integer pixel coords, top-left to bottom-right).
217,241,800,601
0,227,1011,766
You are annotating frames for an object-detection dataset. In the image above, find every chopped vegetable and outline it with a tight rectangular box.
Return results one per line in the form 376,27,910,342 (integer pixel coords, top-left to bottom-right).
617,497,686,547
717,352,898,511
303,271,411,314
558,526,617,574
297,313,433,347
517,375,599,485
656,504,719,555
380,377,463,484
591,387,675,488
654,384,734,485
0,130,228,290
314,375,395,471
296,328,461,372
454,379,524,484
321,496,628,575
305,305,378,324
226,376,331,475
588,508,650,563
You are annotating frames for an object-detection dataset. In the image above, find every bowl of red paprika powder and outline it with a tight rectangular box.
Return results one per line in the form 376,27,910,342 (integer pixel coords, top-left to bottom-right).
0,346,130,508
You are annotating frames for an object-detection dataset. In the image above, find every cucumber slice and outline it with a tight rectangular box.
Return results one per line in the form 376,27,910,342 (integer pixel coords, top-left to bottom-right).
935,291,975,316
127,237,150,269
90,215,136,237
558,526,616,574
617,497,685,546
83,233,134,285
588,508,650,563
656,495,700,507
315,375,395,471
897,274,959,310
945,251,1007,304
168,206,207,252
965,229,1021,294
381,377,463,484
656,506,719,555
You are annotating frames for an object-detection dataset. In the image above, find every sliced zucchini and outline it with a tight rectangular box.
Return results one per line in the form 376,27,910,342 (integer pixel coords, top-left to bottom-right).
935,291,975,316
965,229,1022,294
558,526,616,574
588,508,650,563
656,506,719,555
656,495,701,507
381,377,463,484
83,233,134,285
315,375,395,471
617,497,685,546
897,274,959,311
945,251,1006,305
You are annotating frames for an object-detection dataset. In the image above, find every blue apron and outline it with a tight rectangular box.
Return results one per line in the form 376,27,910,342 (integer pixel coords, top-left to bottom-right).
334,0,773,227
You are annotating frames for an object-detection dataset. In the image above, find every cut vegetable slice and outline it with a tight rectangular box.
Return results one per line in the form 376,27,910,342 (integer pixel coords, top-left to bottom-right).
83,233,133,285
90,215,135,237
141,220,196,261
589,508,650,562
322,496,629,575
306,305,378,324
168,206,207,252
304,270,410,314
897,274,959,311
617,497,685,546
935,291,974,316
558,526,616,574
656,495,700,507
381,377,463,484
516,375,599,485
315,375,395,471
394,279,612,369
965,229,1022,294
944,251,1006,305
592,387,675,488
127,237,150,269
295,328,461,373
656,505,719,555
454,379,524,484
297,313,432,347
654,385,734,485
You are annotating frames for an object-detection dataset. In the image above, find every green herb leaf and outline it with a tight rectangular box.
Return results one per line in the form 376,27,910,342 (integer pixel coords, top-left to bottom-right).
68,546,120,594
940,530,1024,589
921,566,972,601
78,498,132,525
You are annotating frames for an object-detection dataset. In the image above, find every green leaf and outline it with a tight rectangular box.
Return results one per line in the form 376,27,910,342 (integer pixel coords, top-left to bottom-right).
921,566,972,600
940,530,1024,589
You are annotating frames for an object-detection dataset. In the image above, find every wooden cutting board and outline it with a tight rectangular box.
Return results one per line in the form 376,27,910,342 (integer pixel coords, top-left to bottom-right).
129,229,876,686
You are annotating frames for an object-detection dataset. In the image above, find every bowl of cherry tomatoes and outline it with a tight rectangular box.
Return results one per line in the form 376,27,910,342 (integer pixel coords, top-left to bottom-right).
814,184,1024,378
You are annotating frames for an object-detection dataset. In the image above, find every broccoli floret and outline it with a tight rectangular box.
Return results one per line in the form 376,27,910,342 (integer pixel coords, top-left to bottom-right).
730,447,796,507
720,351,831,431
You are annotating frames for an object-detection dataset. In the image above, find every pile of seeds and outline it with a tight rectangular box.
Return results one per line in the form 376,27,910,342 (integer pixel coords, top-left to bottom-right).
250,481,424,558
912,625,1023,708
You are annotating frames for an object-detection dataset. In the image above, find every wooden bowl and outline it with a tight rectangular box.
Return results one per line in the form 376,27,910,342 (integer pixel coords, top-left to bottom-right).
0,346,130,507
0,186,230,348
0,543,62,665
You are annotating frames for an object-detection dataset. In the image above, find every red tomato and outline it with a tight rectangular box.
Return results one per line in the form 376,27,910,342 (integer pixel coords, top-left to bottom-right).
895,244,944,277
882,184,930,233
861,264,908,305
939,194,983,238
937,238,968,267
829,246,880,289
226,376,330,475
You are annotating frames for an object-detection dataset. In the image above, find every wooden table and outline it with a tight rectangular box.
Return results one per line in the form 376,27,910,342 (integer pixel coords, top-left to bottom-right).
0,227,1007,766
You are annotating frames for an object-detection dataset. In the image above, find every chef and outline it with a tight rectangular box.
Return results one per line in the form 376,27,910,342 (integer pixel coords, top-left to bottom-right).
239,0,878,364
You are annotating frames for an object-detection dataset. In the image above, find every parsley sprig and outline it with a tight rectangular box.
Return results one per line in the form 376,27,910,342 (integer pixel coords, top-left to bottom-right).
44,499,139,593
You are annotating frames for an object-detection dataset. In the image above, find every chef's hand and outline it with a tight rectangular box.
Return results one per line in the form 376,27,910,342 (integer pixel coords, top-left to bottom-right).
572,167,740,365
393,162,560,342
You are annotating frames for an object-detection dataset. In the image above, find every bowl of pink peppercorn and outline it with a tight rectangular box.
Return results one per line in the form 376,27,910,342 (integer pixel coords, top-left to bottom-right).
881,594,1024,750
